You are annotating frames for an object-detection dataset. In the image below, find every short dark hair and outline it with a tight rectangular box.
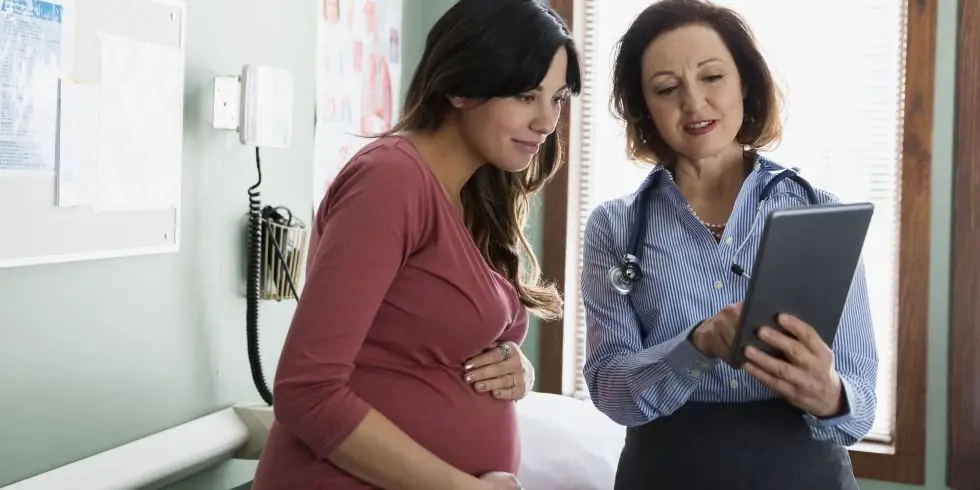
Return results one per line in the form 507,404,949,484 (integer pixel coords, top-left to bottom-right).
610,0,782,164
393,0,583,320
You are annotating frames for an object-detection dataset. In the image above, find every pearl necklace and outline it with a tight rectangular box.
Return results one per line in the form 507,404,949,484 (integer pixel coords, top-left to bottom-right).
687,204,726,239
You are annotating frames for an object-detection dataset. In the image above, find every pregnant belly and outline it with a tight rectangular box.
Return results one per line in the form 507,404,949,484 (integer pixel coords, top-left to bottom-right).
350,365,520,476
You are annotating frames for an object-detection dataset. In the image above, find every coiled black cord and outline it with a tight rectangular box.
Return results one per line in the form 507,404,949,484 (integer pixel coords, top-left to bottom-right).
247,146,274,406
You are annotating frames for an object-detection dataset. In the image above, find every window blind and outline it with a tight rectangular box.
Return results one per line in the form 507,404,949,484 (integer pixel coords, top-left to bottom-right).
566,0,906,443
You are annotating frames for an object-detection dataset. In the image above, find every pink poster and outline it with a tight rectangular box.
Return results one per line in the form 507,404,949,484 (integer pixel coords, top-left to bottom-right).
313,0,403,207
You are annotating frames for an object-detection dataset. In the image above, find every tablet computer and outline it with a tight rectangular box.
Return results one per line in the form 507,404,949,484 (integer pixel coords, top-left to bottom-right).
729,202,874,369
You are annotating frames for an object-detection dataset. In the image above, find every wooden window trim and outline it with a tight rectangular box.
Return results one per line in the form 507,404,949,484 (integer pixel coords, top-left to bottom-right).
539,0,936,484
537,0,574,397
948,0,980,486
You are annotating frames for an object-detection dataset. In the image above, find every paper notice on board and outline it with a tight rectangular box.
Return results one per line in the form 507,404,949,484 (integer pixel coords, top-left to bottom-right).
0,0,75,171
94,30,182,211
56,79,99,207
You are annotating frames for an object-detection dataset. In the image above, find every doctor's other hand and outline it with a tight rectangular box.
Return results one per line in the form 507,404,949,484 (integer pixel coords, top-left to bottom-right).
742,313,844,418
478,471,523,490
690,302,743,363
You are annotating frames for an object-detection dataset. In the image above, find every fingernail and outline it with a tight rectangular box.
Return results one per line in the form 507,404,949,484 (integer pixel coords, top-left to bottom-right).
464,363,473,370
476,382,486,391
465,374,473,382
493,390,502,397
745,346,758,357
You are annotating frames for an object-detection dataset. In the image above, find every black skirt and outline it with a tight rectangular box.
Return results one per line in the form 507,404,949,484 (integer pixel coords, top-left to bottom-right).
614,399,859,490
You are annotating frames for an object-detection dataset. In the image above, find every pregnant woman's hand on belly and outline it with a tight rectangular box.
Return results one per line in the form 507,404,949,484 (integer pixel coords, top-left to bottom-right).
464,342,533,401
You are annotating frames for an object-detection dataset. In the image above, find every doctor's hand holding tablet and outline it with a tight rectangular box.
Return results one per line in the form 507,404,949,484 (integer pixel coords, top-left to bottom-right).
691,199,874,422
691,301,846,419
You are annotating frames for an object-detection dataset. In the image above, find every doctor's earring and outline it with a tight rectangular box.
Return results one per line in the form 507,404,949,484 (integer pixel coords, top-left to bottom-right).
632,114,654,144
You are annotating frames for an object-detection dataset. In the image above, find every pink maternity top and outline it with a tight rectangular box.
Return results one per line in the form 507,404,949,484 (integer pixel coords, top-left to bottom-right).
252,135,529,489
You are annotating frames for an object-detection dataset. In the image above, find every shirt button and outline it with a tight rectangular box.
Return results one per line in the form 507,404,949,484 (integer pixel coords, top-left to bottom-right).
713,280,724,290
690,369,701,378
729,379,739,389
724,236,733,245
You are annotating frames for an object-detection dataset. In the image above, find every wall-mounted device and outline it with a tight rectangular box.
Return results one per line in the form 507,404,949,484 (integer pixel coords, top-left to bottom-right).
239,65,294,148
212,65,305,406
213,64,294,148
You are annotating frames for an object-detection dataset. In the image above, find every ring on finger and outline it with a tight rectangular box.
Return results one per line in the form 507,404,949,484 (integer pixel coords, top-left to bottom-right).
498,343,512,361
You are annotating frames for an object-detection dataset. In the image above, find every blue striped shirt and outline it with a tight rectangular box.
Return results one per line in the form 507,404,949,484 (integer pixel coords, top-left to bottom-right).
580,157,878,446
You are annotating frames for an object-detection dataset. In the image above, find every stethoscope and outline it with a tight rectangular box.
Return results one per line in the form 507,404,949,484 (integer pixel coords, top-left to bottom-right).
608,167,819,295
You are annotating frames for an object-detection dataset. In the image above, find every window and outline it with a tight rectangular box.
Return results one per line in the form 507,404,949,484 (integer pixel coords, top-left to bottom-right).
540,0,935,483
577,0,907,439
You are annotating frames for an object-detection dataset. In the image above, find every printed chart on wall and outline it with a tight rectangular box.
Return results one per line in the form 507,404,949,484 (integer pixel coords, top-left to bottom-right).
0,0,76,173
313,0,402,207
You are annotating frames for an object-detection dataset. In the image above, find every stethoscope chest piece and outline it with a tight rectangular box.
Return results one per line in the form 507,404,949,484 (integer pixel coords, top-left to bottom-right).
609,253,643,295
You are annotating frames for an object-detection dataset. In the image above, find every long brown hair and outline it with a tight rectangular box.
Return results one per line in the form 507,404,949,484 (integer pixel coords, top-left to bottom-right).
388,0,582,320
611,0,783,165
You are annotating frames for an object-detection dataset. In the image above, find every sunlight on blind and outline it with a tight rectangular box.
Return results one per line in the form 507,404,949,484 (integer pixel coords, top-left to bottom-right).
568,0,905,443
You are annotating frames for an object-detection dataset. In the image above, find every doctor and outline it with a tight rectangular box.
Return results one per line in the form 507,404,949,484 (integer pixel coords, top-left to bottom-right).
580,1,878,489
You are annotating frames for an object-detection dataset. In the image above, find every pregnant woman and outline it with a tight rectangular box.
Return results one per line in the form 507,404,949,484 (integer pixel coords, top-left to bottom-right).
252,1,582,489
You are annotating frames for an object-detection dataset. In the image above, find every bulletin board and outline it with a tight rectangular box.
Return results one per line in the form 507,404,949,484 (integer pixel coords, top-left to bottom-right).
0,0,186,268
